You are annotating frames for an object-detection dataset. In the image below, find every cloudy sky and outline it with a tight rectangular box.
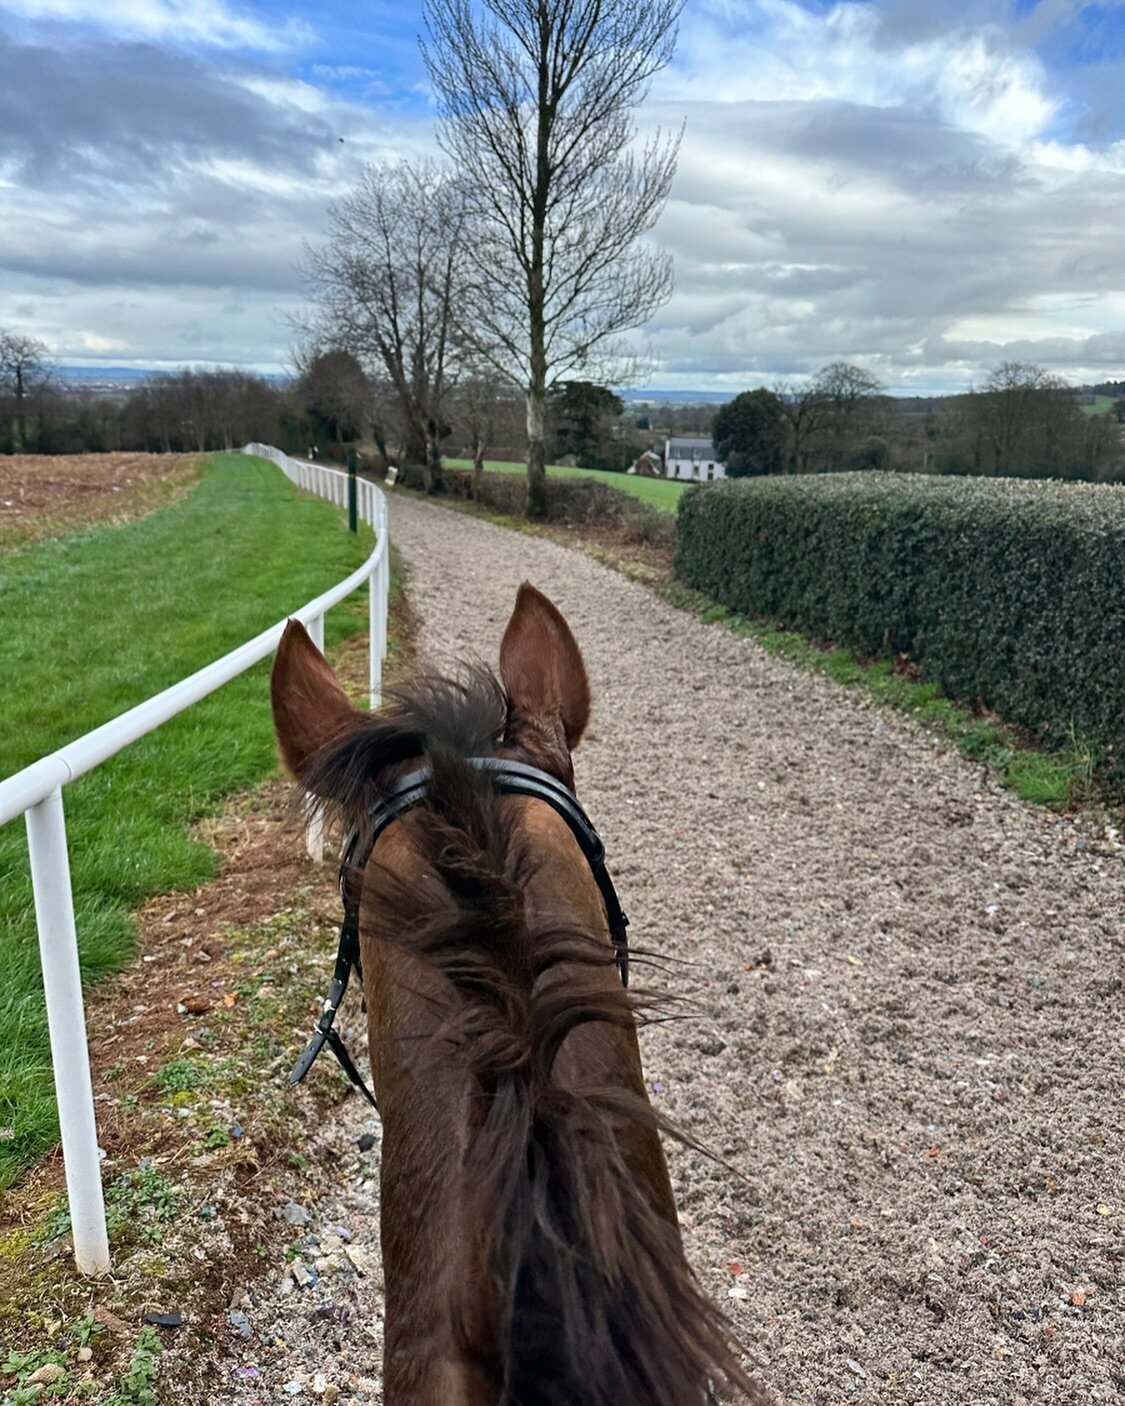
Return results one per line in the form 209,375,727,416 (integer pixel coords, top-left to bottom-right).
1,0,1123,395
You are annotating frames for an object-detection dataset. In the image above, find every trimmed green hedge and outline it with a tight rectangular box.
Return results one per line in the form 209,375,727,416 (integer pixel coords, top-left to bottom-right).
675,473,1125,780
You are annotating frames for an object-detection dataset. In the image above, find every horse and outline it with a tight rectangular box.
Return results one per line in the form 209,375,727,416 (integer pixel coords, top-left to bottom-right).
270,582,768,1406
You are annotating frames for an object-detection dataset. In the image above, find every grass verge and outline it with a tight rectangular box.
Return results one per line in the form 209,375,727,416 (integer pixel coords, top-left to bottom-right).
442,458,686,513
0,453,375,1186
0,557,413,1406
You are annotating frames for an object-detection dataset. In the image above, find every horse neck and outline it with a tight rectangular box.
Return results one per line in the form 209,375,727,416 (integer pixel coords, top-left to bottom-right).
443,810,715,1404
373,790,761,1404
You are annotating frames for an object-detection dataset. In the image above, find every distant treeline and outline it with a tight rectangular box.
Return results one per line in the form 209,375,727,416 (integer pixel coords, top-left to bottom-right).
708,363,1125,484
3,346,1123,487
0,370,291,456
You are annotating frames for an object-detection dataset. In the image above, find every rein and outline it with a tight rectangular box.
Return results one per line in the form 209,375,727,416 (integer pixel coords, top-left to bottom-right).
288,757,631,1111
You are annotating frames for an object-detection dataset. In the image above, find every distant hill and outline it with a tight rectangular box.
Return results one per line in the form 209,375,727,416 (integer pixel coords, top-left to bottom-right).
619,388,731,404
59,365,154,387
58,365,287,388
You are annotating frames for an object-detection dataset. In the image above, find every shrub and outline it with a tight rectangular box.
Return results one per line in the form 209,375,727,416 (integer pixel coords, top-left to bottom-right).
675,473,1125,785
444,470,676,548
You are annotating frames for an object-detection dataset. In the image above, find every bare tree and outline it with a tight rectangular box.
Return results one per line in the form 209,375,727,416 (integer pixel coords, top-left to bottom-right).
423,0,682,517
812,362,886,471
974,362,1070,477
962,361,1121,480
773,379,827,474
448,370,517,493
302,160,465,492
774,363,885,473
0,330,53,452
294,346,373,444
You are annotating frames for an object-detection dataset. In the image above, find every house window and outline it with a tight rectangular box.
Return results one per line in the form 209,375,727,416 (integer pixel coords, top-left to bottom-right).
707,463,715,480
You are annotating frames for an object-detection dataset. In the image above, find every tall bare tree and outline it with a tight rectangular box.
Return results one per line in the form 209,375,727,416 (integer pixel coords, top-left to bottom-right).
423,0,682,517
0,330,53,453
303,160,465,492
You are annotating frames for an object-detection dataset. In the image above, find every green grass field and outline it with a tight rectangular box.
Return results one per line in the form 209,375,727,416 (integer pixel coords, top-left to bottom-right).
1080,394,1116,417
0,453,373,1186
444,458,688,513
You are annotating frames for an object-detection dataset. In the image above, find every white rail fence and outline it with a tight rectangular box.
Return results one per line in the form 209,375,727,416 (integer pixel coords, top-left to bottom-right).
0,446,389,1276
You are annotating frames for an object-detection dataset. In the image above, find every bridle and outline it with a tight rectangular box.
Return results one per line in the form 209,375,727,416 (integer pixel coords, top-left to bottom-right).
288,757,631,1111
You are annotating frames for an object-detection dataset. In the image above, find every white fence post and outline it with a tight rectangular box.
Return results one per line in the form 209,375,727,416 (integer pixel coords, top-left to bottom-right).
374,559,388,708
381,520,390,660
25,790,111,1277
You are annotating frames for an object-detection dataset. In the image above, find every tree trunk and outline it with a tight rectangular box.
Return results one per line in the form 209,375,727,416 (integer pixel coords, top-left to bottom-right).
523,15,551,522
372,425,390,472
472,436,486,499
526,386,548,519
13,367,25,454
403,421,427,468
423,421,445,495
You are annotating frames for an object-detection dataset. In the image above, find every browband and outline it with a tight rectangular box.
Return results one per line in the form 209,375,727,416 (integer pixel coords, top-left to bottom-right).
289,757,631,1110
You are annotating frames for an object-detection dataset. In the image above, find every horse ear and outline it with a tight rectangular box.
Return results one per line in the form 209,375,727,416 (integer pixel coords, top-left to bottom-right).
271,619,360,781
499,583,590,750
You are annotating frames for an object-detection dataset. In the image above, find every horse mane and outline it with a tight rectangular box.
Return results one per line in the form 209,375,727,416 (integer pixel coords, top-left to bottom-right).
299,665,768,1406
298,665,510,839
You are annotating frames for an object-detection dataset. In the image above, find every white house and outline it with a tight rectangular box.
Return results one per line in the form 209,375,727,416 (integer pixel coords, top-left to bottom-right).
664,436,727,481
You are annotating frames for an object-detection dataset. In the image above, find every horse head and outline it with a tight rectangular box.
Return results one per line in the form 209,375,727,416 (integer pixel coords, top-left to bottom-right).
271,583,768,1406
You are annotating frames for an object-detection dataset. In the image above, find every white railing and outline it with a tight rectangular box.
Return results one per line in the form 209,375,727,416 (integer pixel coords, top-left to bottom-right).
0,446,389,1276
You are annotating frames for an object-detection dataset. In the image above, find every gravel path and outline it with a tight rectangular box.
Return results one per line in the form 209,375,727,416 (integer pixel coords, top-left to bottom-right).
220,493,1123,1405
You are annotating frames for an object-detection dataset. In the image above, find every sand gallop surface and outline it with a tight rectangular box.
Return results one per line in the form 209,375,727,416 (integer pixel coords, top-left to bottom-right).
223,490,1124,1406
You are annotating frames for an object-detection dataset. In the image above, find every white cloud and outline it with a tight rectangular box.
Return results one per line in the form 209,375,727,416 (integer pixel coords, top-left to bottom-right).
674,1,1058,149
626,1,1125,391
73,331,129,352
1,0,311,51
236,72,332,114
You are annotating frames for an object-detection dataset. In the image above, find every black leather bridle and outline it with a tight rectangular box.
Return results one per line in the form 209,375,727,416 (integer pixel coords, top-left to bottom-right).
288,757,631,1111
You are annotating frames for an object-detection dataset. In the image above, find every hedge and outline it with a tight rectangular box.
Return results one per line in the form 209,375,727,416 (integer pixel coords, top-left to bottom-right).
675,473,1125,780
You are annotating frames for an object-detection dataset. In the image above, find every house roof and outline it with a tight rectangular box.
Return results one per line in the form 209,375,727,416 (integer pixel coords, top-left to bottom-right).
666,436,716,455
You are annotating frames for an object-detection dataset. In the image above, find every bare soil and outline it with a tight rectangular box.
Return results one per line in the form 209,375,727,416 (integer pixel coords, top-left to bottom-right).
0,452,198,549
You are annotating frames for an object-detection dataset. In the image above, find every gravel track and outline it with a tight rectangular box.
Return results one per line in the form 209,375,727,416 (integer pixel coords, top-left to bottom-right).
220,493,1122,1405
